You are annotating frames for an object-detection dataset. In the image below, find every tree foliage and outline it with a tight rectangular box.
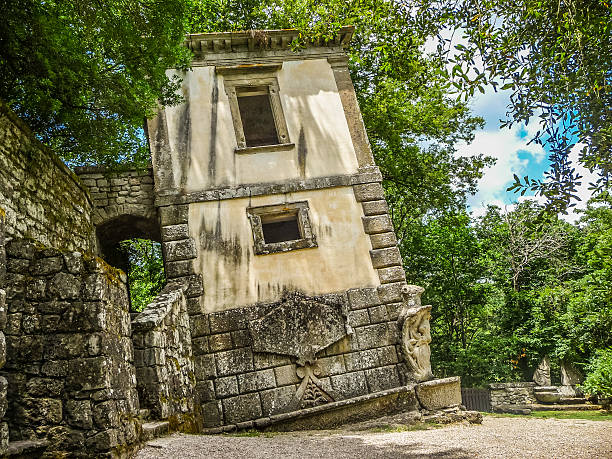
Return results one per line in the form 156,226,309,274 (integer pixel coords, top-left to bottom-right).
0,0,191,166
406,0,612,212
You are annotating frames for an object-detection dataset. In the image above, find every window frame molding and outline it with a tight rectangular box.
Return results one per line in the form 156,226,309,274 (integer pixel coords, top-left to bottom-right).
246,201,317,255
219,67,292,153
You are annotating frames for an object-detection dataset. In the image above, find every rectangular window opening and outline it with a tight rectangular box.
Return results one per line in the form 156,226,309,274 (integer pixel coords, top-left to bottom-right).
261,212,301,244
237,86,279,147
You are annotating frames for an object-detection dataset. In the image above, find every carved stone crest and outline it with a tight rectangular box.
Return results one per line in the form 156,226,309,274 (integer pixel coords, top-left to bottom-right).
398,285,434,382
248,292,350,365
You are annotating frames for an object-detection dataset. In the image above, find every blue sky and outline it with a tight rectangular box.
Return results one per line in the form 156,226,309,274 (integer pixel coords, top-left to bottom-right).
451,81,595,223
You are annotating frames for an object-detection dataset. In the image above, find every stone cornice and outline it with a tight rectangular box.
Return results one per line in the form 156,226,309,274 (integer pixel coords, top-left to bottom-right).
185,26,354,67
155,166,382,207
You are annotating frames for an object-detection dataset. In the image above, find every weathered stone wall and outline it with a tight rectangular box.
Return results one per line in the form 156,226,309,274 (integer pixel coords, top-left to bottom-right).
0,209,9,453
489,382,536,410
1,240,141,456
0,102,95,252
192,286,405,428
132,283,196,422
74,166,156,228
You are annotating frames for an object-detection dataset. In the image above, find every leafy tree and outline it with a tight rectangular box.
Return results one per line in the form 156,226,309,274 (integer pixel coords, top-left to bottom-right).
406,0,612,211
0,0,191,166
120,239,165,312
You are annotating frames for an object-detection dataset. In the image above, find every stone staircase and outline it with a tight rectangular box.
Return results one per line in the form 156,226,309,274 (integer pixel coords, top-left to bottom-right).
531,386,602,412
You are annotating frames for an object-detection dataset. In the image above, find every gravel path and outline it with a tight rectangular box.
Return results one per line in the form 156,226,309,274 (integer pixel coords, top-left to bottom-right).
137,416,612,458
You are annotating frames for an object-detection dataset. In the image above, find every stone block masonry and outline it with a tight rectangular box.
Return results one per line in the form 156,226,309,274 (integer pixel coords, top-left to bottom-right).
1,239,141,456
191,287,407,428
132,283,197,424
0,102,95,252
74,166,157,228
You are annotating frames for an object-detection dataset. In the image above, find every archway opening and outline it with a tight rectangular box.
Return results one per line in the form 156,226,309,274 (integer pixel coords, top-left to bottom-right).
96,215,165,311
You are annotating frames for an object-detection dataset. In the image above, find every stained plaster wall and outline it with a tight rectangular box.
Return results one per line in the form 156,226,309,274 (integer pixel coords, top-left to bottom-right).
151,59,359,194
189,187,379,313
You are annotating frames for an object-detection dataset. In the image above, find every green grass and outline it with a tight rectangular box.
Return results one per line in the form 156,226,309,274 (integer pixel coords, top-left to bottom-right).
485,410,612,422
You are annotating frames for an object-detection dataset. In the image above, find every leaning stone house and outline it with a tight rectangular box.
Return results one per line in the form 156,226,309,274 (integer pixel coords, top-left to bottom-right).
0,27,464,457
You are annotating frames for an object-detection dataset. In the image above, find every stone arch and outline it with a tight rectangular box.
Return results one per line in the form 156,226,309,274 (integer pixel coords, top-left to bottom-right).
95,213,160,271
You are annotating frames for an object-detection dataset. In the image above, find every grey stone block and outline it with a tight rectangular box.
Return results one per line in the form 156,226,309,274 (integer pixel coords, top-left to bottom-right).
165,260,194,279
344,349,379,372
370,233,397,249
365,365,400,392
215,348,254,377
6,240,36,260
355,323,392,350
209,333,233,352
274,364,300,386
252,352,290,370
191,337,210,355
231,330,253,348
362,215,393,234
48,272,81,299
347,288,379,310
361,200,389,216
65,399,93,429
347,309,370,327
331,371,369,399
30,257,63,275
370,247,402,269
196,380,215,402
378,266,406,284
317,355,346,376
190,314,210,338
164,239,197,262
378,282,405,304
368,305,389,323
353,183,385,202
222,393,262,424
161,224,190,242
159,205,189,226
209,310,248,333
377,346,399,366
260,385,295,416
194,354,216,380
202,401,223,427
238,369,276,393
385,302,402,320
215,376,239,398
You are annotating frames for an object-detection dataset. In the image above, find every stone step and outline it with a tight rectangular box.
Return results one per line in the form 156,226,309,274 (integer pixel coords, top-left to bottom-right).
557,397,588,405
5,439,49,457
141,421,170,442
531,403,602,411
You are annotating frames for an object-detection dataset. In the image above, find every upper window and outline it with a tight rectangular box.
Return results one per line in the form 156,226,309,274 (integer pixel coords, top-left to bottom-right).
247,201,317,255
236,86,279,147
217,65,293,154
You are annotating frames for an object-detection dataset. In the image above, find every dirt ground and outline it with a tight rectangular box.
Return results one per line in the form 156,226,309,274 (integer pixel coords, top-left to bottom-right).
136,415,612,458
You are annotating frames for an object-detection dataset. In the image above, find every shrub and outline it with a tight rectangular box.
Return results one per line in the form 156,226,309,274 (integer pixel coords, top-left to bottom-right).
581,348,612,406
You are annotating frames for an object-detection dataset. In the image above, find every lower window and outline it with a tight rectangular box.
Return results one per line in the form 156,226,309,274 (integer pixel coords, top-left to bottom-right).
247,201,317,255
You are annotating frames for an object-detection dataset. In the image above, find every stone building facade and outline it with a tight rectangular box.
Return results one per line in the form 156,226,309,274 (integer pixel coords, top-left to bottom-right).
143,27,456,429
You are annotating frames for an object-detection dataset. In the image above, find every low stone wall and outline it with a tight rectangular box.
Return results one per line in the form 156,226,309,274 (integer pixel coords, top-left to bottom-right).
1,240,141,456
132,283,196,424
191,286,406,427
0,102,95,252
489,382,536,411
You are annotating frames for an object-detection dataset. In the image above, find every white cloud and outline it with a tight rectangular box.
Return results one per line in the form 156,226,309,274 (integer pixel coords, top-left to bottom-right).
456,123,547,217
